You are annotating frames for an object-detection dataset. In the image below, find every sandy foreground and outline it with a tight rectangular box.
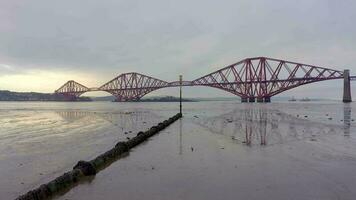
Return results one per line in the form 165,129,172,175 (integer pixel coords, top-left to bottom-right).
0,101,355,200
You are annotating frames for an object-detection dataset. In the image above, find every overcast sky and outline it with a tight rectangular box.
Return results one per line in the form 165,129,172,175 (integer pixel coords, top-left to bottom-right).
0,0,355,98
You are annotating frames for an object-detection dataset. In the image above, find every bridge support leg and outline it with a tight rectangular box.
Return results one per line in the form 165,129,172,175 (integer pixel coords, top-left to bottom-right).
241,97,248,103
343,69,352,103
257,97,264,103
248,97,255,103
113,96,124,102
264,97,271,103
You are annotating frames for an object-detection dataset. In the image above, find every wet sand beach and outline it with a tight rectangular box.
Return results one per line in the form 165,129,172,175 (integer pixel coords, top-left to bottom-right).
1,101,355,200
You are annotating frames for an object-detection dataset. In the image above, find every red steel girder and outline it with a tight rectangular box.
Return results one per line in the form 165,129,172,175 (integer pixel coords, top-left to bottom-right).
99,72,170,101
55,80,89,98
54,57,346,101
192,57,344,98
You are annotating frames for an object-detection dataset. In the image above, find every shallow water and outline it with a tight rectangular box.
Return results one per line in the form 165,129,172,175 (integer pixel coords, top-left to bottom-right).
1,101,355,199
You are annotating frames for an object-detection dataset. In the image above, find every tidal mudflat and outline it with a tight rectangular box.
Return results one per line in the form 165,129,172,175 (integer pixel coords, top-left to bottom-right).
1,101,355,200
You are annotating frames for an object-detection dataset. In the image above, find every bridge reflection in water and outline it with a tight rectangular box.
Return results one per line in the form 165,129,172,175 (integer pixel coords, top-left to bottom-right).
55,105,352,146
55,110,162,134
344,104,351,137
193,105,351,146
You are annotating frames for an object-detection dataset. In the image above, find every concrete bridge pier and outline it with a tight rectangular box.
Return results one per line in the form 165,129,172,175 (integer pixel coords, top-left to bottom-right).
343,69,352,103
241,96,271,103
257,97,264,103
256,97,271,103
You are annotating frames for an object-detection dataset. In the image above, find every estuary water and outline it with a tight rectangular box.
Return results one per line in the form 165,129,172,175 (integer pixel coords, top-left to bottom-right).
0,101,356,200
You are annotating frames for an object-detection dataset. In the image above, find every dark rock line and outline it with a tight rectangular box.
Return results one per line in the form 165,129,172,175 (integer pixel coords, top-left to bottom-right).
16,113,183,200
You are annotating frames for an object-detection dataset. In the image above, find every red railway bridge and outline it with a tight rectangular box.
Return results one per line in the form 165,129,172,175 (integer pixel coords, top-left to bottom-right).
55,57,354,103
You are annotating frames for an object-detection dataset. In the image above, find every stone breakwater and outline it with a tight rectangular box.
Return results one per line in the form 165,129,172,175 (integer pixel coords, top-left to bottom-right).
16,113,183,200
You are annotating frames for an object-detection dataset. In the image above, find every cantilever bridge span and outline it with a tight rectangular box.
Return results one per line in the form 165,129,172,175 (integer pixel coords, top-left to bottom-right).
55,57,353,103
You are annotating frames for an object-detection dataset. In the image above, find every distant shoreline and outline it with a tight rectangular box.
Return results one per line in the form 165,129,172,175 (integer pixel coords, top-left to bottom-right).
0,90,91,102
0,90,196,102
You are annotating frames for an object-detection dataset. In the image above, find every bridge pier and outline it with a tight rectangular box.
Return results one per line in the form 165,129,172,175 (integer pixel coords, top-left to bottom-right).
242,97,271,103
257,97,264,103
343,69,352,103
264,97,271,103
256,97,271,103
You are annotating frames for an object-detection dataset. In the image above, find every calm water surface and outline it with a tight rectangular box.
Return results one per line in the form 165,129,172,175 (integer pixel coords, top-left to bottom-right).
0,101,355,200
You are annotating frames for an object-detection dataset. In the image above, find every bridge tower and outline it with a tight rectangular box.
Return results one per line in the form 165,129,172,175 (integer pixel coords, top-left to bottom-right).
343,69,352,103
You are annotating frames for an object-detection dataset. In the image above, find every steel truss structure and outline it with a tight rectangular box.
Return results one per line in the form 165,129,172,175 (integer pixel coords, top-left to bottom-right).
55,57,345,102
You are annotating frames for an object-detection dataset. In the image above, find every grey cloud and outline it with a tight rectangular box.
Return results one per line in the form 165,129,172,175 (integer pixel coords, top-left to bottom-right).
0,0,355,97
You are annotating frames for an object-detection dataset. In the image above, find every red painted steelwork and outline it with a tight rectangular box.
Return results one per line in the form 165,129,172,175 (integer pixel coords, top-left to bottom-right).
192,57,343,99
55,80,90,100
99,72,171,101
54,57,345,101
